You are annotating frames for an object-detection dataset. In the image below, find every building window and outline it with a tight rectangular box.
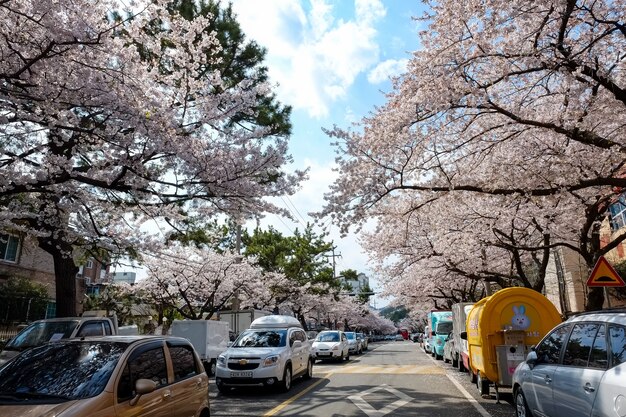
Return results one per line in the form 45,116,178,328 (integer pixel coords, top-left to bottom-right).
610,198,626,231
0,233,20,263
86,259,94,269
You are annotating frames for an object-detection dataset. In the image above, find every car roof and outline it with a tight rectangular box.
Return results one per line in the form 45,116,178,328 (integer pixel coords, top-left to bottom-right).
566,309,626,325
54,335,192,345
250,315,302,329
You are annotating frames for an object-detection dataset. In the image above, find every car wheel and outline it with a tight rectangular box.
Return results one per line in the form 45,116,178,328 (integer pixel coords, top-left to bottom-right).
216,382,231,395
436,353,443,360
444,355,450,363
458,357,465,372
477,371,489,397
303,358,313,380
345,351,350,361
452,355,458,368
338,351,345,362
515,388,533,417
279,365,292,392
469,366,477,383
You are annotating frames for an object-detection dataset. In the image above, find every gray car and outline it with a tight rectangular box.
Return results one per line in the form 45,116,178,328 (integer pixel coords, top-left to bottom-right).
512,309,626,417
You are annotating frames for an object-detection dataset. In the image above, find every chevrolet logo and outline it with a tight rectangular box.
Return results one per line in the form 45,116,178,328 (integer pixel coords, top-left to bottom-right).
238,359,249,365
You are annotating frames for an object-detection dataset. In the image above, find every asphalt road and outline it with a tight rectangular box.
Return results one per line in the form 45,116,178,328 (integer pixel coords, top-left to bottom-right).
209,341,517,417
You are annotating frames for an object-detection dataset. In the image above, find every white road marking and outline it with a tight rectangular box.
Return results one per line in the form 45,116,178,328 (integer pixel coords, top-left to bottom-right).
348,384,412,417
423,347,492,417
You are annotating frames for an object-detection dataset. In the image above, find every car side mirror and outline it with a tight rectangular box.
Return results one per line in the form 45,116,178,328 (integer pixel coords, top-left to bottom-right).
460,331,467,340
227,341,233,347
129,378,157,406
526,350,538,368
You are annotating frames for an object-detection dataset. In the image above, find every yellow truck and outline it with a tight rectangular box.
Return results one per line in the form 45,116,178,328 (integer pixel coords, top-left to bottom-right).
463,287,562,400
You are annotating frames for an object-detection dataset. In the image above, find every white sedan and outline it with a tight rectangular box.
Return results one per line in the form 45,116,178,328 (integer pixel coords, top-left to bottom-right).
311,330,350,362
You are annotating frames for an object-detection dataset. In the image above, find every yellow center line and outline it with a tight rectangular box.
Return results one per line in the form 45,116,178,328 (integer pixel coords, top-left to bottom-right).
262,372,333,417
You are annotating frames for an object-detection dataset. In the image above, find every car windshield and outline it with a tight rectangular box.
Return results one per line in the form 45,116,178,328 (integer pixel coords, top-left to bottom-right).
0,340,126,402
346,332,356,340
4,320,80,351
232,330,287,348
436,321,453,334
315,332,339,342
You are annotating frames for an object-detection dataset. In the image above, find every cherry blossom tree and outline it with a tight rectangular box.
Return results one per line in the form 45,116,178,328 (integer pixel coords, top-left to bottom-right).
0,0,303,316
135,244,275,320
322,0,626,310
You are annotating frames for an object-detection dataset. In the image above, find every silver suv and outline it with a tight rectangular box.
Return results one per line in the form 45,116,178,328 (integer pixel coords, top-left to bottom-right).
512,309,626,417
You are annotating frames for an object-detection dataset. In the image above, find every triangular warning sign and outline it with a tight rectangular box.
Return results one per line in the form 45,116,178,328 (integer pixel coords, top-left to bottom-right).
587,256,626,287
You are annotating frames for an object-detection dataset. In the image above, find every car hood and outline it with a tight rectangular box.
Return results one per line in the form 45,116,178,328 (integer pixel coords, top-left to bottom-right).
223,347,284,357
312,342,340,349
0,400,77,416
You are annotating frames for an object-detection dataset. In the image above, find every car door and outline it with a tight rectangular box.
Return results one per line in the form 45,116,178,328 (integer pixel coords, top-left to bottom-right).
115,341,171,417
289,329,305,374
341,333,349,356
551,323,607,417
589,324,626,417
165,341,209,417
525,324,570,417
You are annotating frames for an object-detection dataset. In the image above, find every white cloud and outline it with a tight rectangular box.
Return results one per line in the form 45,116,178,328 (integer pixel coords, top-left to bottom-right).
367,58,408,84
231,0,386,118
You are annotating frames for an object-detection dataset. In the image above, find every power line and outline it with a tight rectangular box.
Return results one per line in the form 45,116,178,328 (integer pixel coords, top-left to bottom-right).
284,195,308,226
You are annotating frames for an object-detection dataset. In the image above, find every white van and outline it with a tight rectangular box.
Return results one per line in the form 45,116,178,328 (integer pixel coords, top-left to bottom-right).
215,315,313,393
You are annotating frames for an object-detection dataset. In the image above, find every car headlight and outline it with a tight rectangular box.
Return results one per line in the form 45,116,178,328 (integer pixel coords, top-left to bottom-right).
437,339,444,346
332,345,340,351
217,355,226,365
263,355,279,367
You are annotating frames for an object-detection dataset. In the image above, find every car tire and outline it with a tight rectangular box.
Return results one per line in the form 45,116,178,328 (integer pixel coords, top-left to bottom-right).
216,382,231,395
436,353,443,360
444,355,450,363
303,358,313,380
452,355,458,368
279,365,292,392
477,371,489,397
515,388,533,417
458,357,465,372
469,366,477,383
345,351,350,361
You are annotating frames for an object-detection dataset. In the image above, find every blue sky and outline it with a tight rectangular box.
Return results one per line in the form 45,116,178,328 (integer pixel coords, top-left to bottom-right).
229,0,427,308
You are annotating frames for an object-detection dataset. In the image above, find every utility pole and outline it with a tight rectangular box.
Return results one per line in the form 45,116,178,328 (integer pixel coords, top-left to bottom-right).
323,246,342,278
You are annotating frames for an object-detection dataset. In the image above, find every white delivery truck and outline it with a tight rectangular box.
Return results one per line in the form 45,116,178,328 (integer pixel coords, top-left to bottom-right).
217,309,270,335
451,302,475,371
170,319,230,375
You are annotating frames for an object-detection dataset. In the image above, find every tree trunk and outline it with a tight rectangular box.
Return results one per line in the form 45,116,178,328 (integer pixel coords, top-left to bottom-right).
585,287,605,311
52,254,80,317
38,235,80,317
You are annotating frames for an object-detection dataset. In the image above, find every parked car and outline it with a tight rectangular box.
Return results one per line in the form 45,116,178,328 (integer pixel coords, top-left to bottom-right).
0,335,210,416
312,330,350,362
443,331,454,364
345,331,363,354
424,335,432,353
356,332,368,350
215,315,313,393
394,334,404,341
0,313,118,367
512,309,626,417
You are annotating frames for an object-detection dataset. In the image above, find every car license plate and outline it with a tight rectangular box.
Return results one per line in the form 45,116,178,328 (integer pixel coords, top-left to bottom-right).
230,371,253,378
318,352,330,356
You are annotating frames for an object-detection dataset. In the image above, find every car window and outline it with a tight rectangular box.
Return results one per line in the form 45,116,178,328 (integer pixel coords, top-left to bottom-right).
0,341,125,401
342,334,347,342
5,320,80,350
117,346,168,402
104,321,112,335
316,332,339,342
77,322,104,337
536,324,570,365
295,330,307,342
563,323,598,367
588,324,608,369
232,330,287,348
169,344,199,381
609,324,626,367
